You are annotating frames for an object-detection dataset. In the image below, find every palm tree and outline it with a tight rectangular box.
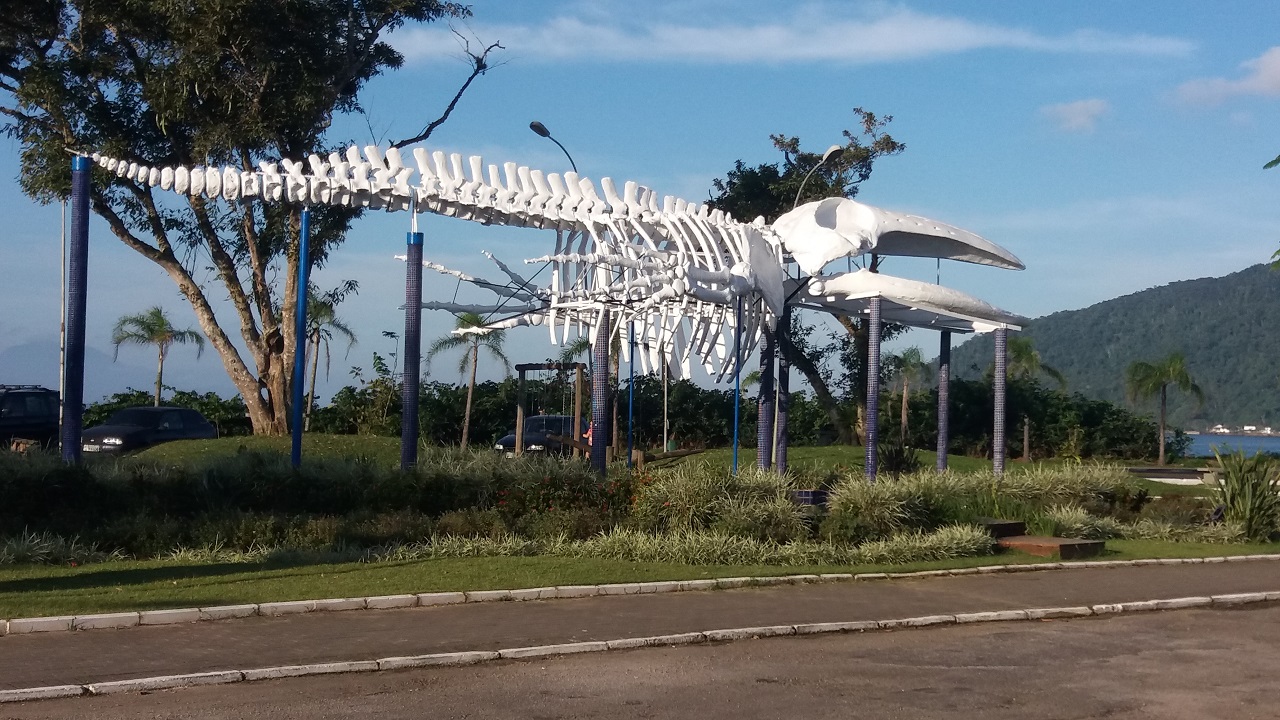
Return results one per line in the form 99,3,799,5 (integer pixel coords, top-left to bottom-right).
891,346,930,444
1004,336,1066,461
427,312,511,450
304,295,357,430
111,306,205,406
1126,353,1204,465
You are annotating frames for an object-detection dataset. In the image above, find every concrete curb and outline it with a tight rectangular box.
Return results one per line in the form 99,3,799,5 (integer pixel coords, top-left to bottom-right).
4,553,1280,638
3,589,1276,705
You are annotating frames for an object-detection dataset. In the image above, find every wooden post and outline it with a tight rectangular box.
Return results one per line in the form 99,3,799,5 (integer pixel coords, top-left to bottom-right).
573,365,584,458
515,368,526,457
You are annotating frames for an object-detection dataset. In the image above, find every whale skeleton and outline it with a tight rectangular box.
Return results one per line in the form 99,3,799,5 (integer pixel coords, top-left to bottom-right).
88,144,1025,381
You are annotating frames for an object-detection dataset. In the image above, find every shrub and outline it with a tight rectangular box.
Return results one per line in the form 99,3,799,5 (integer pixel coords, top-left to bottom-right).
493,461,632,523
1043,505,1123,540
821,465,1138,543
878,443,923,479
0,529,120,565
514,508,608,540
1210,449,1280,542
434,509,509,539
565,524,992,566
1139,495,1213,526
849,525,994,565
820,481,910,543
709,495,808,543
630,464,797,536
1120,518,1245,544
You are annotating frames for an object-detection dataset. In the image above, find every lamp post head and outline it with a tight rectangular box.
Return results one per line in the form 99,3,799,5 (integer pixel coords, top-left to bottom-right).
793,143,847,210
529,120,578,173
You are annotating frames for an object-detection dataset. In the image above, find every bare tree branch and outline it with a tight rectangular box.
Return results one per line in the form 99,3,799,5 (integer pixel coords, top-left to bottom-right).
391,33,503,149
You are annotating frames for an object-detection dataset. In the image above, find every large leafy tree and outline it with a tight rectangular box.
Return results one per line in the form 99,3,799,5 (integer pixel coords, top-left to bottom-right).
1126,353,1204,465
708,108,906,444
427,312,510,450
111,305,205,406
1,0,497,434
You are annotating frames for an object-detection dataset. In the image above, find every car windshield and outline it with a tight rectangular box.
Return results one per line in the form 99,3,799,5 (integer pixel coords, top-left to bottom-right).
525,416,573,435
104,409,162,428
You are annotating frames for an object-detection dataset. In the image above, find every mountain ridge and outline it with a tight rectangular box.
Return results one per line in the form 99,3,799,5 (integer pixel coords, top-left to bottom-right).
949,263,1280,430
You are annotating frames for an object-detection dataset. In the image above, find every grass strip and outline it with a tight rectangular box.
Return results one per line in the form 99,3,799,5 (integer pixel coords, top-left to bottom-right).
2,540,1279,619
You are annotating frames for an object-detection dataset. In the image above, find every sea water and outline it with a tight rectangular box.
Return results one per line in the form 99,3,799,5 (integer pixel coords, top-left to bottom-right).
1187,433,1280,458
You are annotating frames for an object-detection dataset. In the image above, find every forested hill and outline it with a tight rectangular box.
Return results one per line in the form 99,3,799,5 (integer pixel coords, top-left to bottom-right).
949,263,1280,430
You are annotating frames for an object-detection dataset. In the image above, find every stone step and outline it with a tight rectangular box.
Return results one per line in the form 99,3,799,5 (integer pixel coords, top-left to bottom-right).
974,517,1027,538
997,535,1105,560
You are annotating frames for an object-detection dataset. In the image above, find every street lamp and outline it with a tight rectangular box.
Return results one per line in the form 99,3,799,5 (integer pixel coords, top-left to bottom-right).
529,121,578,173
792,144,844,209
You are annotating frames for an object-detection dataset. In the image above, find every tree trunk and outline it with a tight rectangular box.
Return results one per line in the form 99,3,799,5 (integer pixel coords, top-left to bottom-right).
304,331,320,431
154,346,165,406
1022,414,1031,461
779,326,852,444
102,191,295,436
461,341,477,450
1158,384,1167,466
899,377,909,444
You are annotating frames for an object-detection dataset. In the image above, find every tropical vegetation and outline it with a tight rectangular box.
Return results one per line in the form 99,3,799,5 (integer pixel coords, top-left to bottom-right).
2,0,499,435
110,306,206,406
1126,353,1204,465
426,312,511,450
951,263,1280,430
1,444,1268,580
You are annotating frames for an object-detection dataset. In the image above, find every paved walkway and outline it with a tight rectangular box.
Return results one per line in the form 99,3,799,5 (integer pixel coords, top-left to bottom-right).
2,560,1278,691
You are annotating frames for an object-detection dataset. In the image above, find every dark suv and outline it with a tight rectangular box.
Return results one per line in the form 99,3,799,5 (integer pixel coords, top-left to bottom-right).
0,385,60,450
494,415,587,456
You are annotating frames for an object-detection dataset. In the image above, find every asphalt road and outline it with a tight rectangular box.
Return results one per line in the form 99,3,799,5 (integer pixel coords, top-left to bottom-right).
6,603,1278,719
5,561,1280,691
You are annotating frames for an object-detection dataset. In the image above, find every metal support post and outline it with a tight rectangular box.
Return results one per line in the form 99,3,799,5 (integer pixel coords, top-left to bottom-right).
775,306,791,474
865,297,882,481
61,155,91,464
757,316,775,469
732,296,742,474
290,207,311,468
400,229,424,469
627,322,635,468
590,311,611,475
993,327,1008,476
937,330,951,472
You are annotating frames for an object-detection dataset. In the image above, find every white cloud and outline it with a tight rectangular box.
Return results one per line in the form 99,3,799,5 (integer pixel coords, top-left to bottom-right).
396,6,1193,65
1176,46,1280,105
1039,98,1109,133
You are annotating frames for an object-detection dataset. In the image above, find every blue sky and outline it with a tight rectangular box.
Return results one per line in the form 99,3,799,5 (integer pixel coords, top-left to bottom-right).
1,1,1278,401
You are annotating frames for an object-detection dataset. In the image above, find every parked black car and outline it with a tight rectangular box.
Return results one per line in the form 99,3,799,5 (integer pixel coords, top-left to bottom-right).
494,414,586,456
0,385,60,450
81,406,218,454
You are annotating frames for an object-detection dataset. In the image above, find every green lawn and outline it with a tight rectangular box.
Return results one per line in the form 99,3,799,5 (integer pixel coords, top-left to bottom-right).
135,436,1200,485
2,540,1278,619
1131,478,1214,498
658,445,988,474
135,434,404,466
